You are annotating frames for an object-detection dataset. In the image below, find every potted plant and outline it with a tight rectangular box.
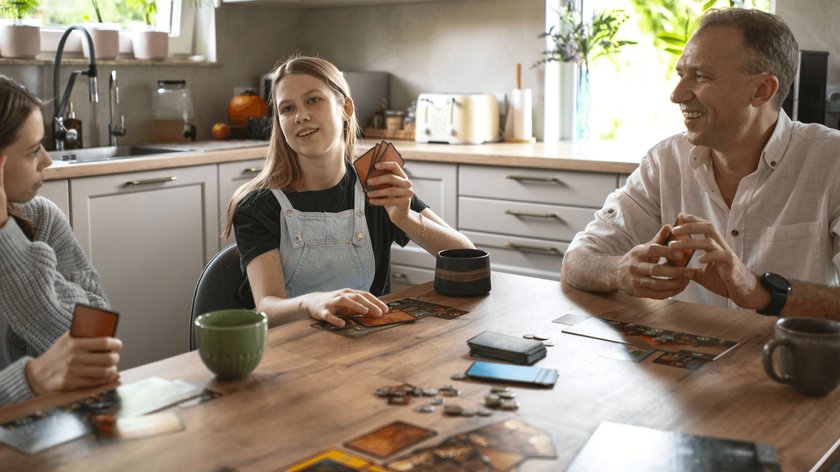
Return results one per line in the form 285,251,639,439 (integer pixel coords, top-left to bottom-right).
82,0,120,60
536,1,635,140
126,0,168,60
0,0,40,59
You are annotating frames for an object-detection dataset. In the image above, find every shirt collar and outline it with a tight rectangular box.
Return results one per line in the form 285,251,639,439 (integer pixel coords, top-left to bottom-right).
759,109,793,171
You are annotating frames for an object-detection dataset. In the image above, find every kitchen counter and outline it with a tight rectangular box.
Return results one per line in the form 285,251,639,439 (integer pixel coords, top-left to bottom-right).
44,139,646,180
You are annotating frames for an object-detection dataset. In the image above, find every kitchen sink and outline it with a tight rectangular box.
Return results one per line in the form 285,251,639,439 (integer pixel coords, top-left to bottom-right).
48,145,194,164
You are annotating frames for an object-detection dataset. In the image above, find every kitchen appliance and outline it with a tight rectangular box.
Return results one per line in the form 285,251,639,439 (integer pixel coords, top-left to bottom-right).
415,93,500,144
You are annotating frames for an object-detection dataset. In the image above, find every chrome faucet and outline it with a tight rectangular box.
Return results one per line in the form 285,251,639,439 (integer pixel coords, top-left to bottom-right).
53,25,98,150
108,71,126,146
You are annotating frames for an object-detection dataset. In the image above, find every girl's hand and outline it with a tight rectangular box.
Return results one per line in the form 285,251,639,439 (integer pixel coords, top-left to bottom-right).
300,289,388,327
366,161,413,224
0,155,8,228
25,332,123,396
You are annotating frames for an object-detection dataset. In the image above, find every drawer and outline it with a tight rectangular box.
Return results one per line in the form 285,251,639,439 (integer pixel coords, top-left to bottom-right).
459,197,595,241
391,242,436,270
390,264,435,293
459,165,617,207
462,230,564,281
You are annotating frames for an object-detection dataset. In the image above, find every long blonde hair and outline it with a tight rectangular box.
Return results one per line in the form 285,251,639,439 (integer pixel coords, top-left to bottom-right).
222,55,359,239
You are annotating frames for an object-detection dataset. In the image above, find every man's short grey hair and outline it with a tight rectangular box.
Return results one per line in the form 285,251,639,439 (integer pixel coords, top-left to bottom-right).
698,8,799,109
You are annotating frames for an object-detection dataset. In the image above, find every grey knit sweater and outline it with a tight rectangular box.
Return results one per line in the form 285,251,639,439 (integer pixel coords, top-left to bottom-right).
0,197,109,406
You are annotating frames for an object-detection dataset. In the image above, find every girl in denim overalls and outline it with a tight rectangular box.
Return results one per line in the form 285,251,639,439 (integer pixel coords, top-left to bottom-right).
223,56,474,328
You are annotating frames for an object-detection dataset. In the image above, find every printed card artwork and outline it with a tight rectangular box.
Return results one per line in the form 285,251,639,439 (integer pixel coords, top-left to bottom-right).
565,421,781,472
599,343,657,363
284,448,387,472
354,309,417,327
344,420,437,459
562,317,738,360
652,350,710,371
386,298,468,320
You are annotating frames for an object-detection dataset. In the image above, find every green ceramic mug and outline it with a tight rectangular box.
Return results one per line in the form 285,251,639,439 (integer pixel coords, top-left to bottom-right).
194,309,267,381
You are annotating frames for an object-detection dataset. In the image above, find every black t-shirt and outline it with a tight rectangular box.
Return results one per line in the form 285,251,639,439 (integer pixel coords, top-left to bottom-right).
232,161,428,297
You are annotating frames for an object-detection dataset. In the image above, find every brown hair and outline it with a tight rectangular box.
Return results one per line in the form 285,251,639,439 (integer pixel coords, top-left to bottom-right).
0,75,43,240
697,8,799,109
222,55,358,239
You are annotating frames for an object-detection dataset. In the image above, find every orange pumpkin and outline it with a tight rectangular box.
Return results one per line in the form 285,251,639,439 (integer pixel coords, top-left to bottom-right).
227,91,269,127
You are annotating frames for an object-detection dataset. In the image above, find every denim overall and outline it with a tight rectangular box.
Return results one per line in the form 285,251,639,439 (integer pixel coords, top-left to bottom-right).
271,179,375,297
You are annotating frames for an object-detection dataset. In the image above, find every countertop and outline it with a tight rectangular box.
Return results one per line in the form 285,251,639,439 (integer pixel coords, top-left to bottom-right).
44,139,646,181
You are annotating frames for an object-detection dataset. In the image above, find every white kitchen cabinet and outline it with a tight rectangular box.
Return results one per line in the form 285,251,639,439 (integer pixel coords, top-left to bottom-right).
390,264,435,293
39,180,71,222
70,165,219,369
618,173,630,188
389,161,457,288
218,159,264,250
458,165,617,281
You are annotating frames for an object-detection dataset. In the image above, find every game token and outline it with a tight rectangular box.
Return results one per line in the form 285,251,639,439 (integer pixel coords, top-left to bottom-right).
429,398,444,405
523,334,536,339
476,408,493,417
532,335,550,341
422,388,439,396
440,388,461,397
443,405,464,416
497,391,516,400
460,408,477,417
543,341,555,347
490,386,511,394
450,373,466,380
415,404,436,413
484,394,501,407
500,399,519,410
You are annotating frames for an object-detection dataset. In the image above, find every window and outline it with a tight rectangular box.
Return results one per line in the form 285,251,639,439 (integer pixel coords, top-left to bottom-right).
544,0,773,146
32,0,208,58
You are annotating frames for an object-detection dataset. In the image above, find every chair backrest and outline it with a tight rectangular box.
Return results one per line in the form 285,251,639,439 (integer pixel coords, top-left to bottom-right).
189,244,251,350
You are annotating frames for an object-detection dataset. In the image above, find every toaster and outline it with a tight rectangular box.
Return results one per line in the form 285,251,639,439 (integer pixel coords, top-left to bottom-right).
415,93,500,144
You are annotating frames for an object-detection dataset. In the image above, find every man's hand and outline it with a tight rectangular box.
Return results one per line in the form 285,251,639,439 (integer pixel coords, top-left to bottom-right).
613,225,692,299
669,213,770,310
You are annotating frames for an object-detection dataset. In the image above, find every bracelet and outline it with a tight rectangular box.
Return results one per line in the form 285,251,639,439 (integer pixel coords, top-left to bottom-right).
418,212,426,241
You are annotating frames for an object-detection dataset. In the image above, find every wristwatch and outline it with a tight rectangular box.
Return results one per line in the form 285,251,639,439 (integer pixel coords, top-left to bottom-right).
757,272,791,316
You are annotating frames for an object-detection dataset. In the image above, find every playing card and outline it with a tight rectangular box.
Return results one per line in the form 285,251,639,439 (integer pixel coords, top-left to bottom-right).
599,343,656,363
344,420,437,459
552,313,591,326
652,350,709,371
70,303,119,338
284,448,388,471
463,419,556,458
95,411,184,443
354,309,416,327
353,140,405,192
311,321,396,338
386,298,468,320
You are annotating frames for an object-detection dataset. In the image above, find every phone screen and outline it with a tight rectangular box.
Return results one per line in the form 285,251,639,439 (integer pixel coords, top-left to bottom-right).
70,304,119,338
465,361,558,387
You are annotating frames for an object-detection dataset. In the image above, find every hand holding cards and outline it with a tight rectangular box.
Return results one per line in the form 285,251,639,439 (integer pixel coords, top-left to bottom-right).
662,215,694,267
353,140,405,192
70,303,119,338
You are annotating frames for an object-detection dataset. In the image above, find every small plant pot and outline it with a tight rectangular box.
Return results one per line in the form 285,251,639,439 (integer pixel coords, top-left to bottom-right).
132,30,168,61
0,24,41,59
83,26,120,60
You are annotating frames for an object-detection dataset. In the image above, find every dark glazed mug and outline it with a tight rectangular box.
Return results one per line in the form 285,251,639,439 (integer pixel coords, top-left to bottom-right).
434,248,491,297
195,309,267,381
762,317,840,396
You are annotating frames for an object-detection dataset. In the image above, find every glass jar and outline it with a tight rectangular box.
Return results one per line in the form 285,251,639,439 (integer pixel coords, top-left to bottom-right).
385,110,405,131
152,80,196,143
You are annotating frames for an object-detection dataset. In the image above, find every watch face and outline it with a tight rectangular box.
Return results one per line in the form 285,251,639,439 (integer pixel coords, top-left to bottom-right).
763,272,791,292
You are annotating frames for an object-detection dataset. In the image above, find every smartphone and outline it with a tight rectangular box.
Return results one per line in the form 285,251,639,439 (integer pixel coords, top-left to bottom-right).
465,361,558,388
663,216,695,267
70,303,119,338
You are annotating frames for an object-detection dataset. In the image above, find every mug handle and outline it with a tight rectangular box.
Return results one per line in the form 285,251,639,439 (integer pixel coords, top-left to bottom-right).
762,338,796,385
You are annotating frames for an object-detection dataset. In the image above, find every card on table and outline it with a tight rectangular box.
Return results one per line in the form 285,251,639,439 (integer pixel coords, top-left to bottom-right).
95,411,184,443
561,317,739,360
284,448,387,472
344,420,436,459
70,303,119,338
565,421,780,472
552,313,591,326
652,350,709,371
599,343,656,363
386,298,468,320
354,309,417,328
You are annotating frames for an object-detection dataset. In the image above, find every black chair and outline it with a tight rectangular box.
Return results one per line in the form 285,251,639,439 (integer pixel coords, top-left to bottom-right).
189,244,252,351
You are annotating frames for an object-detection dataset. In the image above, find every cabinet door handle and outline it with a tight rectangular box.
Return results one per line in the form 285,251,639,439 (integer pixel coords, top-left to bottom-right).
504,242,564,256
506,175,563,185
505,209,561,220
124,176,177,186
242,167,261,174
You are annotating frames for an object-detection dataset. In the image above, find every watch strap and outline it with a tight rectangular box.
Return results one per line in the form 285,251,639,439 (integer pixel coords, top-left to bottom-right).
757,272,790,316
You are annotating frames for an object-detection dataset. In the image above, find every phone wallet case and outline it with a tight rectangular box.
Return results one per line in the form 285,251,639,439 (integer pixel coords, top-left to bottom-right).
467,331,547,365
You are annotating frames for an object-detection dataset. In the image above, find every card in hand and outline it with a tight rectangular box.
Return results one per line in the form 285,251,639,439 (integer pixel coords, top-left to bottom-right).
353,140,405,192
70,303,119,338
663,215,695,267
344,420,436,459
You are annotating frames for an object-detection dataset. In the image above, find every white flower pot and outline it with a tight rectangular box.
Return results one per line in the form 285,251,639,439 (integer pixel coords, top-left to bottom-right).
0,24,41,59
83,26,120,60
132,30,168,61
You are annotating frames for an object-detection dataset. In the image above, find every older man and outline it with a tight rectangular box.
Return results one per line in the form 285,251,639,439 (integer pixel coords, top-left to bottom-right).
561,8,840,319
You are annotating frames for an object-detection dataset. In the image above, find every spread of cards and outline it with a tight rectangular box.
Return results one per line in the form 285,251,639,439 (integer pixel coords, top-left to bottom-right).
354,140,405,192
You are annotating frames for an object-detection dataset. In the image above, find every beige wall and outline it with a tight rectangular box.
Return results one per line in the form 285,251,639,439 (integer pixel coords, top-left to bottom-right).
777,0,840,85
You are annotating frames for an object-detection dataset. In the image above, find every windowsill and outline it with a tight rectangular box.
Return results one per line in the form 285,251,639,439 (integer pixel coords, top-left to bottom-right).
0,56,220,67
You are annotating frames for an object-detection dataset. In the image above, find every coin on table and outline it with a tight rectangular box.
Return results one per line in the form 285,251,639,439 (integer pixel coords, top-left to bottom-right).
500,399,520,410
484,394,501,407
443,405,464,416
460,408,477,417
532,335,550,341
497,391,516,400
440,388,461,397
411,387,424,397
422,388,439,396
523,334,536,339
429,398,445,405
490,386,511,394
476,408,493,417
451,373,467,381
543,341,555,347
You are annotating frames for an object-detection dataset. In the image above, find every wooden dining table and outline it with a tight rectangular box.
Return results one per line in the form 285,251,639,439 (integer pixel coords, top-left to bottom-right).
1,272,838,471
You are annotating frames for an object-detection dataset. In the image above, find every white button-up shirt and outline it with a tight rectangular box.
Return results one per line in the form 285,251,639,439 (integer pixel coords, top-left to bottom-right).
568,112,840,309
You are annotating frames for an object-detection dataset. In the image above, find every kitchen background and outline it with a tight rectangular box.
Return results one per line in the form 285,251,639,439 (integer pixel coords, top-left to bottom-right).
0,0,836,149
